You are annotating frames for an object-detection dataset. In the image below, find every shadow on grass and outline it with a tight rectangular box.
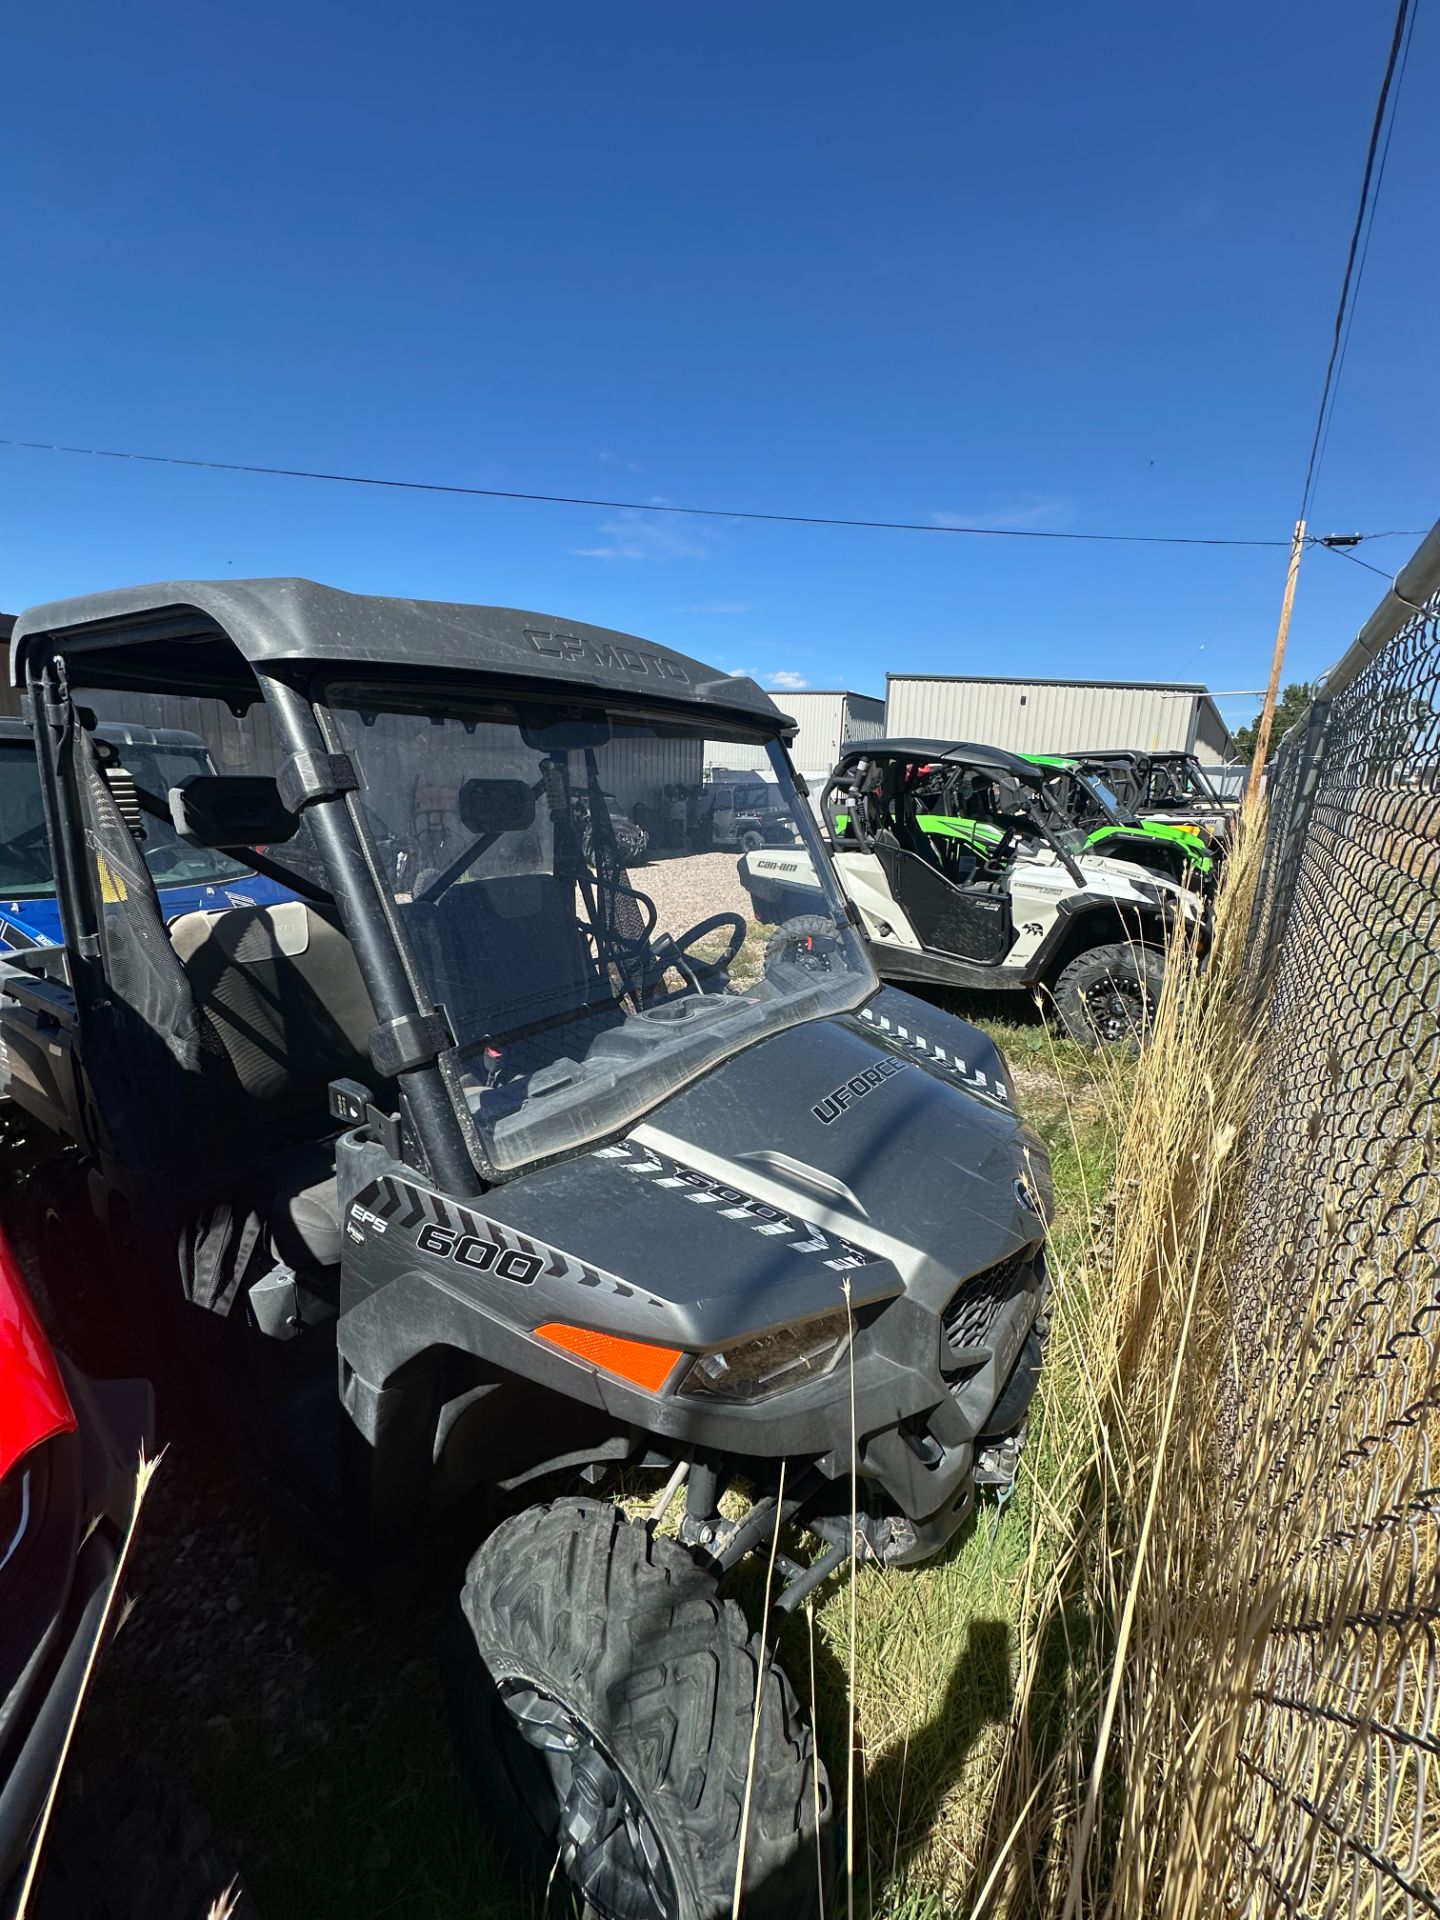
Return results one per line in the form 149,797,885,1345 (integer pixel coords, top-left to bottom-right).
961,1468,1111,1917
859,1615,1013,1900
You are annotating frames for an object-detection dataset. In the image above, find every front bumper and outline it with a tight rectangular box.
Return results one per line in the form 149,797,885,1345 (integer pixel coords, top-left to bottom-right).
845,1241,1047,1563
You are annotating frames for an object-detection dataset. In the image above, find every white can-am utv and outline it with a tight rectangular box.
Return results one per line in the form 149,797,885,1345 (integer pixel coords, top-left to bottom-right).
739,737,1206,1046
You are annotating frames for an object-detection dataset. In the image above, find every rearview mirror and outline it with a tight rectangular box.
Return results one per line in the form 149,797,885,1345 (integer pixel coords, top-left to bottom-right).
458,778,536,834
519,706,612,751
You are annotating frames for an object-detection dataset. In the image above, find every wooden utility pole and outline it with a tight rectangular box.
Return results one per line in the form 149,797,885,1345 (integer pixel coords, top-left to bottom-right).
1248,518,1307,805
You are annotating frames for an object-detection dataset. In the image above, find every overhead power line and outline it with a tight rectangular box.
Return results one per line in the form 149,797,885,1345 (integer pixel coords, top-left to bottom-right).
0,434,1295,548
1249,0,1418,802
1297,0,1416,522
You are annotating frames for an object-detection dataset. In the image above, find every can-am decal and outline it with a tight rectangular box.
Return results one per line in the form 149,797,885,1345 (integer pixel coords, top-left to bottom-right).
811,1054,911,1125
857,1005,1012,1105
591,1143,877,1271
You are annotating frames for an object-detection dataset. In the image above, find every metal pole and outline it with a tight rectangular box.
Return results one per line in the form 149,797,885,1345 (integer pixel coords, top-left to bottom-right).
1248,519,1307,804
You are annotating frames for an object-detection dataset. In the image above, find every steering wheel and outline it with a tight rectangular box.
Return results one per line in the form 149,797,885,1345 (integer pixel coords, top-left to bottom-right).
764,915,844,976
667,911,747,978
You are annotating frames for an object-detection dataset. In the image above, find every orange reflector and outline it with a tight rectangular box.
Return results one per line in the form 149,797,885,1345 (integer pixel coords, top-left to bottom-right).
535,1323,684,1392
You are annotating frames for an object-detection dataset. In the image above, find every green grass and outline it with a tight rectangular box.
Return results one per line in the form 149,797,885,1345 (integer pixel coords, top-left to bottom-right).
807,1005,1127,1913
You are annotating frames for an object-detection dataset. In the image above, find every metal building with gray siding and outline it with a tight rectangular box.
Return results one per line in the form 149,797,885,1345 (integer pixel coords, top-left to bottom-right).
707,688,884,776
884,673,1235,764
0,619,19,719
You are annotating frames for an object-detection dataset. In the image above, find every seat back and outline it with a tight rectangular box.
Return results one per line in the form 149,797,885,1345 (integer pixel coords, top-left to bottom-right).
403,874,602,1050
169,901,378,1130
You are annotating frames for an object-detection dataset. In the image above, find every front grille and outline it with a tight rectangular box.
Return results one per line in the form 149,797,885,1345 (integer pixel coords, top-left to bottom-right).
940,1249,1033,1363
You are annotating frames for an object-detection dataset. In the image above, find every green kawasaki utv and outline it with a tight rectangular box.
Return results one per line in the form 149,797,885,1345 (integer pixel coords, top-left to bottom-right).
1017,754,1214,891
1067,748,1238,859
0,580,1055,1920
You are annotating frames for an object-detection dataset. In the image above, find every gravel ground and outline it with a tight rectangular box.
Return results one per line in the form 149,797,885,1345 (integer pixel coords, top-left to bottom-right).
637,846,757,935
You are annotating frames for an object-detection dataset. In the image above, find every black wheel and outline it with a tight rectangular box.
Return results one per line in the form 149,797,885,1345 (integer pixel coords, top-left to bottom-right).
738,828,765,852
1050,940,1166,1047
763,915,844,980
449,1498,829,1920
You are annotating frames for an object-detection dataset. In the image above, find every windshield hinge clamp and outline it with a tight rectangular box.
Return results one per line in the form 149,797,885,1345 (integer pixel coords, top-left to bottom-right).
277,750,359,813
369,1006,455,1077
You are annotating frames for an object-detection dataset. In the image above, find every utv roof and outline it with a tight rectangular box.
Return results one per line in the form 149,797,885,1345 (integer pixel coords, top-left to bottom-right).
833,736,1048,784
9,579,783,730
1069,748,1195,766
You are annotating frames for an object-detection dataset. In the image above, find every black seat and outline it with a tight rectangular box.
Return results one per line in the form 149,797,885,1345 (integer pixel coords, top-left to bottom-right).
403,874,603,1052
169,900,381,1271
263,1136,345,1270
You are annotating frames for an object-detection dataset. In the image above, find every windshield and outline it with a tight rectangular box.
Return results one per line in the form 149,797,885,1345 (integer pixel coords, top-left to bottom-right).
327,691,875,1174
1077,772,1127,822
0,736,257,899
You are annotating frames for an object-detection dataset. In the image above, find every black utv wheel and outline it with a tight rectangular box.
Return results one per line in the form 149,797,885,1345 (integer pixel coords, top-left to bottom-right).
449,1498,829,1920
1050,941,1166,1048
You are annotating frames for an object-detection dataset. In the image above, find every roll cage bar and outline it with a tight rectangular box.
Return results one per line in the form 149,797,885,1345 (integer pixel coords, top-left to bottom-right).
820,741,1087,887
1068,748,1231,815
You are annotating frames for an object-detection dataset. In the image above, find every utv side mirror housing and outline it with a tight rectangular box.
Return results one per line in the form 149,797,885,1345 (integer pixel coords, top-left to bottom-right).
458,778,537,834
169,775,299,848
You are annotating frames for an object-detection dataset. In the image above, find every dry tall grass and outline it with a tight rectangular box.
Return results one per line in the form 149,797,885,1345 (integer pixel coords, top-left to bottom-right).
968,809,1440,1919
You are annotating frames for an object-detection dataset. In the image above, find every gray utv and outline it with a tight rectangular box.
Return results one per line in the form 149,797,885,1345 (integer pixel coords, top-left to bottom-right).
0,581,1052,1920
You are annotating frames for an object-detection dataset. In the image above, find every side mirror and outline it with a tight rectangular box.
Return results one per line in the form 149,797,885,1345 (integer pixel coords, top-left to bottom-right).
169,775,298,848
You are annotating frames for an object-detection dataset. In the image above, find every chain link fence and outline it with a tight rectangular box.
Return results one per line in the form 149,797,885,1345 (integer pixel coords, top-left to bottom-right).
1232,520,1440,1915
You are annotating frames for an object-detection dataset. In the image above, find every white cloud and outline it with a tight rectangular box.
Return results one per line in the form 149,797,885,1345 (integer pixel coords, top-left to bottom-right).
929,497,1072,533
571,503,712,563
765,670,809,691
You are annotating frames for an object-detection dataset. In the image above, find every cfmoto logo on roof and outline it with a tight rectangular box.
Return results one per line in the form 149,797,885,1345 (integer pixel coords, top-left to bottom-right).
525,629,690,682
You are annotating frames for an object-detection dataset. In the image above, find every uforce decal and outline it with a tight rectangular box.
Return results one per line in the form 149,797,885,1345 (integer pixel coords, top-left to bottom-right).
525,629,690,684
812,1055,911,1125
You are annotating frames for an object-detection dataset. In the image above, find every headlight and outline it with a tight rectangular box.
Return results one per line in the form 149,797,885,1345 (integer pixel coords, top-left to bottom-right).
679,1310,852,1404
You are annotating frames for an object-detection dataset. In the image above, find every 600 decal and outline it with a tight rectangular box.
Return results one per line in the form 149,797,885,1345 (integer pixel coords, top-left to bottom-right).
416,1222,544,1285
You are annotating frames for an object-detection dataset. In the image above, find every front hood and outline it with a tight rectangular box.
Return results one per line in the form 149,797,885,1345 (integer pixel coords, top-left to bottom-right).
481,989,1049,1349
1069,848,1199,904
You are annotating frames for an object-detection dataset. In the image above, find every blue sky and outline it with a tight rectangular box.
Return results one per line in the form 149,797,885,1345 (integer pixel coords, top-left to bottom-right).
2,1,1435,736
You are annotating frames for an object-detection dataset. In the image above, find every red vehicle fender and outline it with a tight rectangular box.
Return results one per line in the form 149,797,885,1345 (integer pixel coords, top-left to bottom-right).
0,1225,75,1481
